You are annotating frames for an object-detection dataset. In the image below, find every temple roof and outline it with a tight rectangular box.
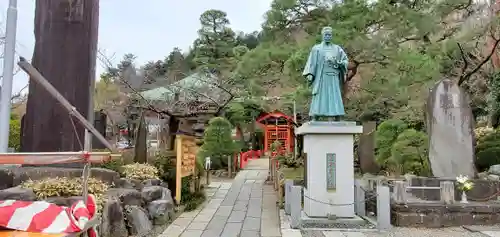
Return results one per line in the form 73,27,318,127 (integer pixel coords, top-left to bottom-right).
256,111,297,126
140,73,221,102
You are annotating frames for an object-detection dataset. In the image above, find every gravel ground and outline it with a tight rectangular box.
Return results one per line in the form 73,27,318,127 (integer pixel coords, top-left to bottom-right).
302,227,492,237
301,230,328,237
301,221,376,229
362,227,489,237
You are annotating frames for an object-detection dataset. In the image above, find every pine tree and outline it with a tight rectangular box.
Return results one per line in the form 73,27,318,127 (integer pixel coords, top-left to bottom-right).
199,117,235,169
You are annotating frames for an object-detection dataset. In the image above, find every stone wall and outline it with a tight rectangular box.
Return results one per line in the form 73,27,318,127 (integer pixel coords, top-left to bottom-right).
410,177,500,201
99,178,175,236
392,202,500,227
0,167,175,237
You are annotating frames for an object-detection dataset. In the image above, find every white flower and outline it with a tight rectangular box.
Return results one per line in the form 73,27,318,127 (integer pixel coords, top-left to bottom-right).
456,175,469,184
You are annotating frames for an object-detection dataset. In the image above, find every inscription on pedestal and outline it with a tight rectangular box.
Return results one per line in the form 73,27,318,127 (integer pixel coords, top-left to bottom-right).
326,153,336,190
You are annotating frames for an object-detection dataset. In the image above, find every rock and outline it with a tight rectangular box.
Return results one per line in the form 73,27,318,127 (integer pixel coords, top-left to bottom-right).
114,178,135,189
129,179,144,191
478,172,489,180
106,188,144,207
0,186,36,201
114,178,168,190
161,187,174,204
142,179,167,188
0,168,15,189
90,168,121,184
488,174,500,181
101,197,128,237
141,186,164,202
147,199,174,225
426,79,475,178
124,205,153,236
45,196,82,207
489,165,500,176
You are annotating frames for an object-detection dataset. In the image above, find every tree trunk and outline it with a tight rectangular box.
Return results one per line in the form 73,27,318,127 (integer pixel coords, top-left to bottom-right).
134,112,147,163
166,116,180,150
22,0,99,154
92,111,107,150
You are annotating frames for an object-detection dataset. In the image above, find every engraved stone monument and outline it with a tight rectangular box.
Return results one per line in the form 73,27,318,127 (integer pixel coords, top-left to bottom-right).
426,79,475,178
297,26,362,219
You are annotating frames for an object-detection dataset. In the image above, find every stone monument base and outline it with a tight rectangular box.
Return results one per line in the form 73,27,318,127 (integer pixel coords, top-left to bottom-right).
300,211,374,229
297,121,363,218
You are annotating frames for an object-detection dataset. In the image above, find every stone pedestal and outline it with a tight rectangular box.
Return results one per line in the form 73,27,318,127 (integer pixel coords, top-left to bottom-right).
297,121,362,218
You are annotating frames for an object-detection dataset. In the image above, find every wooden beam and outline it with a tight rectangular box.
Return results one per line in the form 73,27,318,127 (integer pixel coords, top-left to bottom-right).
0,151,119,165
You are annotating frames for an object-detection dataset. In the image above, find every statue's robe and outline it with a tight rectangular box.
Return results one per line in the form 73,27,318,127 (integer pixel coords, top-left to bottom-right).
303,42,348,117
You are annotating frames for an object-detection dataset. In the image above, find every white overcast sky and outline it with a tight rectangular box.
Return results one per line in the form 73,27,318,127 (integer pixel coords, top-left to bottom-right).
0,0,272,94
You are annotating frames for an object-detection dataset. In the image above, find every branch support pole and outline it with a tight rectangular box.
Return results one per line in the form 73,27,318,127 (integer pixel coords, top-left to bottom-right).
17,58,115,152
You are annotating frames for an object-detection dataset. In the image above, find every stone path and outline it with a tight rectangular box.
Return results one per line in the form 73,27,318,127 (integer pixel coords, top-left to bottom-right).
482,231,500,237
160,158,281,237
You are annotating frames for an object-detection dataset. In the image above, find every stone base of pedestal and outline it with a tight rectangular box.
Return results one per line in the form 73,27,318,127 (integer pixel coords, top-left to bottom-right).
298,121,362,218
300,211,373,229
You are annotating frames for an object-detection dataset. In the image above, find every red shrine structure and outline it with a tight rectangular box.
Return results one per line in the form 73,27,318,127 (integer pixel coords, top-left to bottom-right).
256,111,296,153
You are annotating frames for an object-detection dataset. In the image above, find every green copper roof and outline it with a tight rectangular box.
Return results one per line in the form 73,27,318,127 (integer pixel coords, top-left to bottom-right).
140,73,218,102
140,87,172,101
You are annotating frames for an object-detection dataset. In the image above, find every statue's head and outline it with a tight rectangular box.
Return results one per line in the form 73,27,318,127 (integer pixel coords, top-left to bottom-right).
321,27,333,43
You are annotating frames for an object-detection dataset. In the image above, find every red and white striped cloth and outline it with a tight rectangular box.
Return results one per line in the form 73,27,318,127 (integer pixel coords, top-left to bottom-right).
0,194,97,237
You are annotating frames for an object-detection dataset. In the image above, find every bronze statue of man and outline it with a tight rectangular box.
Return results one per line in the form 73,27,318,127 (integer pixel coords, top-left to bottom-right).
303,27,348,121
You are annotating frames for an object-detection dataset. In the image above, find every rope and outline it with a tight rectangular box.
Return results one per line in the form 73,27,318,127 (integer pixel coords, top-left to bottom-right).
303,193,378,206
68,110,90,205
69,108,92,237
371,179,500,202
466,189,500,202
69,110,84,151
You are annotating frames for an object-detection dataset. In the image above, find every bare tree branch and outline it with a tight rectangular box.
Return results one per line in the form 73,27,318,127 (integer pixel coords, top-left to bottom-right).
97,49,239,118
10,83,28,102
458,30,500,85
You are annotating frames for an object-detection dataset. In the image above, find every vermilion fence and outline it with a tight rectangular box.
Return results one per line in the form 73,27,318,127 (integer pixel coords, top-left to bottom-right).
239,150,263,169
238,149,285,170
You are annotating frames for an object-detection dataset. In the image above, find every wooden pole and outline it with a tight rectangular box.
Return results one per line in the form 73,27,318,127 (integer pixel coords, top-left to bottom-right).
228,155,232,178
175,136,182,204
206,169,211,185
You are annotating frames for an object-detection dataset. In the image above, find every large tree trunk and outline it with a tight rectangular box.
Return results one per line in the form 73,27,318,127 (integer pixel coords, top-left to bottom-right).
22,0,99,153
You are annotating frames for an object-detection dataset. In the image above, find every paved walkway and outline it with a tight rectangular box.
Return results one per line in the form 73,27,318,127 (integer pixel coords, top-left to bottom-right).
160,158,281,237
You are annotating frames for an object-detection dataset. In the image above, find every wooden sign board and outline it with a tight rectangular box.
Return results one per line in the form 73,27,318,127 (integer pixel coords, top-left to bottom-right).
175,135,199,204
